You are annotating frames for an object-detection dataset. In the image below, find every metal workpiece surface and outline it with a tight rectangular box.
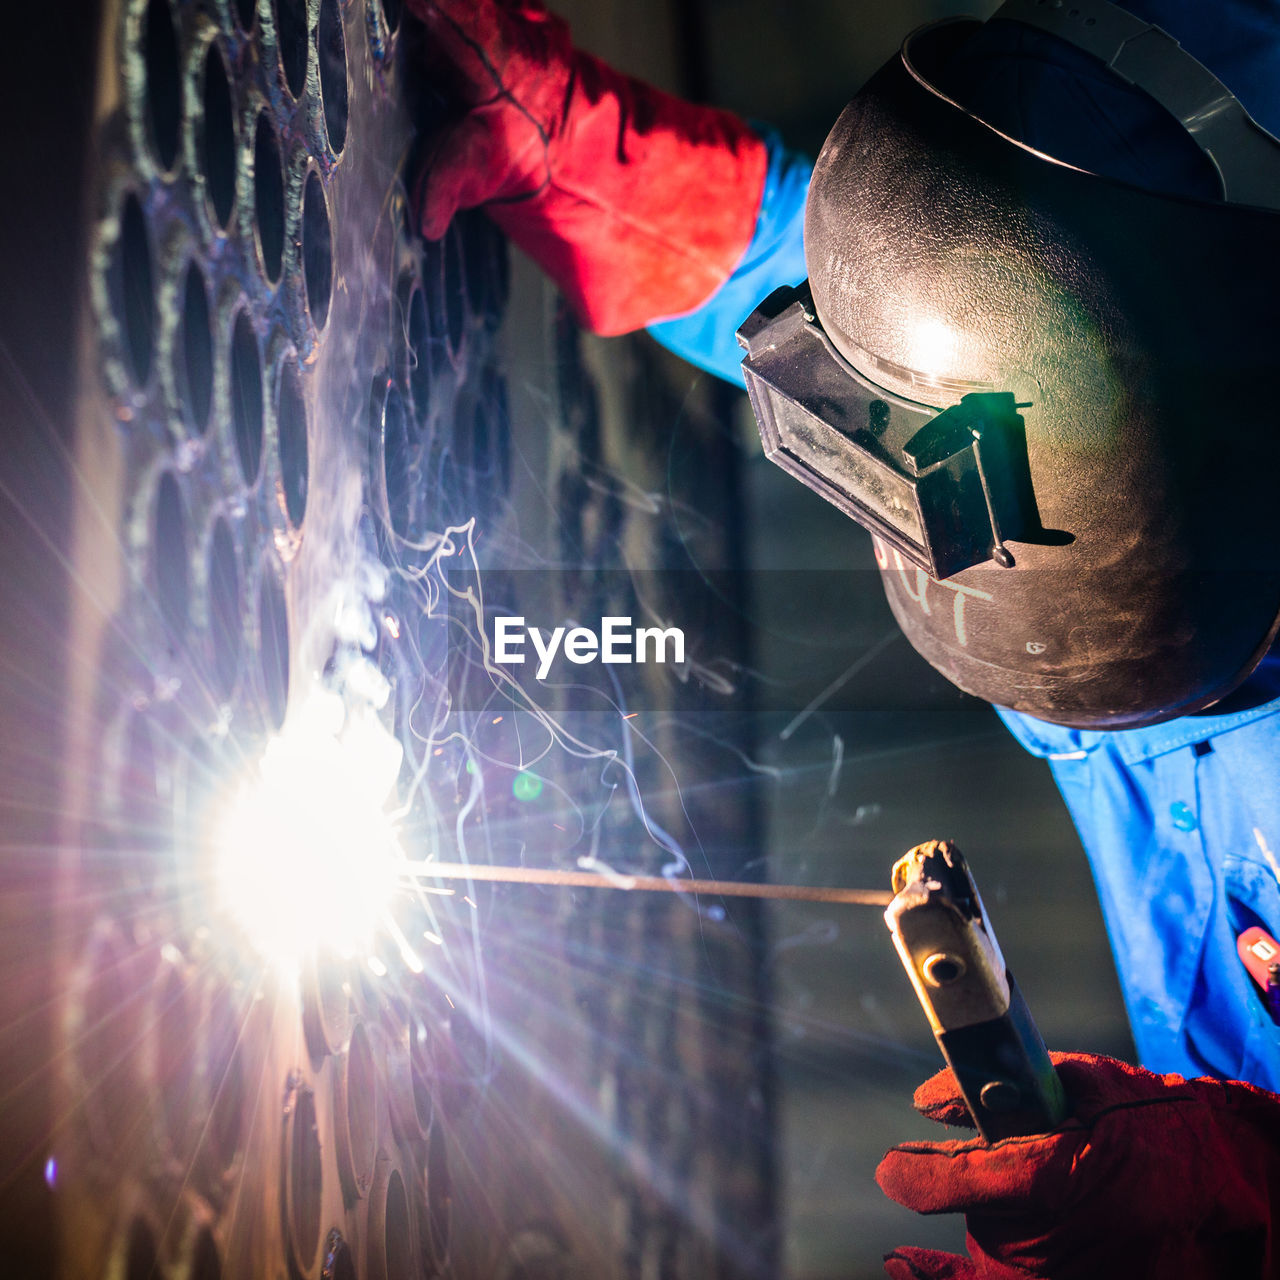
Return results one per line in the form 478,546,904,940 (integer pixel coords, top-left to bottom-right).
53,1,774,1277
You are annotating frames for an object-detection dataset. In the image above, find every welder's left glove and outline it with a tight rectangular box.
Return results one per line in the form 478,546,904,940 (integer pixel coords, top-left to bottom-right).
406,0,767,335
877,1052,1280,1279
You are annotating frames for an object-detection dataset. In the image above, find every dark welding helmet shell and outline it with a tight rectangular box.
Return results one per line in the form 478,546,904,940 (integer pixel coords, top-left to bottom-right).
804,18,1280,730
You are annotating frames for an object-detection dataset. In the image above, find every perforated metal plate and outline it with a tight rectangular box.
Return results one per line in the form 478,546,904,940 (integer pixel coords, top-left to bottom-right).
53,1,774,1276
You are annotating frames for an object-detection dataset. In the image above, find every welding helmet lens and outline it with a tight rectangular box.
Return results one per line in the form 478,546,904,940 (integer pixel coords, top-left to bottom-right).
739,287,1031,583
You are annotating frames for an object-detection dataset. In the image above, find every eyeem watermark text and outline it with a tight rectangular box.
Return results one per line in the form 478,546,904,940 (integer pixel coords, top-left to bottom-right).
493,616,685,680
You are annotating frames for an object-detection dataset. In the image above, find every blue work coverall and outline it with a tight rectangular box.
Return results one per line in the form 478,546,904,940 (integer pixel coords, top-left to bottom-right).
646,1,1280,1090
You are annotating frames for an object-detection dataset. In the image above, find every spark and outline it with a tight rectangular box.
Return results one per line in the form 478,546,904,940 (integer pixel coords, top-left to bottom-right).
464,895,477,910
386,915,424,974
368,956,388,977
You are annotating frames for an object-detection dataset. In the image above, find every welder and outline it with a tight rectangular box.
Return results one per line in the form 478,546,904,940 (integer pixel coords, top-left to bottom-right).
406,0,1280,1274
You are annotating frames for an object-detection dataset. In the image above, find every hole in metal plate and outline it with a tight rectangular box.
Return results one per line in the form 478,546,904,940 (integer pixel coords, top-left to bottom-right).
253,113,285,285
125,1217,160,1280
455,213,510,328
386,1010,431,1145
302,171,333,329
143,0,181,171
338,1021,378,1199
285,1084,323,1273
274,0,309,98
191,1225,222,1280
154,472,190,644
110,193,155,387
317,0,348,155
178,261,214,434
383,1168,414,1280
230,307,264,483
277,359,308,527
200,42,237,230
460,213,495,319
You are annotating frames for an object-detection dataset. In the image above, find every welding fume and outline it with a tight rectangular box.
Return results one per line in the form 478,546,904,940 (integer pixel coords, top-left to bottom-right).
405,0,1280,1273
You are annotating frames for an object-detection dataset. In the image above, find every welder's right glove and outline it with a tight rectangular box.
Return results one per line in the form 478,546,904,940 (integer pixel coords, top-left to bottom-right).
877,1052,1280,1279
405,0,767,335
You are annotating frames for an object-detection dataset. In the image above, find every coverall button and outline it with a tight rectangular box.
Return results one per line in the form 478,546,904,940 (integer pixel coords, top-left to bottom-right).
1170,801,1198,832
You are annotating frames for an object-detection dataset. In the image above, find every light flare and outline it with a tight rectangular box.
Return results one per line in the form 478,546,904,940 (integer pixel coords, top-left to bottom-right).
212,681,405,975
906,317,959,380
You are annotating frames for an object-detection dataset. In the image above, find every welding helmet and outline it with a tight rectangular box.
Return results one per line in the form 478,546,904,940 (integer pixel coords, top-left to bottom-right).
739,0,1280,729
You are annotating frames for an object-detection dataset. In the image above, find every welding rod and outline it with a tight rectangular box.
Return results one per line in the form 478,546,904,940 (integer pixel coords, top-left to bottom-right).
404,861,893,906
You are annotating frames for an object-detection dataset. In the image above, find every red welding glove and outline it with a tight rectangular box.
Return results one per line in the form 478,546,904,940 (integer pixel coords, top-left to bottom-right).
877,1052,1280,1279
406,0,767,335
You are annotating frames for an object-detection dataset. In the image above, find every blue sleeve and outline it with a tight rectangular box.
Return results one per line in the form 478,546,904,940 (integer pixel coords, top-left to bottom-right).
646,132,811,387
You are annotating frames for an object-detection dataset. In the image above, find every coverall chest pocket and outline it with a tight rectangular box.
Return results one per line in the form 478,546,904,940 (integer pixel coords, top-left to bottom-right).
1223,853,1280,1090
